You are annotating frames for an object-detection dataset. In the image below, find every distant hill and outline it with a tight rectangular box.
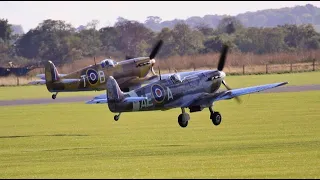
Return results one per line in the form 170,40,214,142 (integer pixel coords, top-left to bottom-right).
10,24,24,35
142,4,320,31
76,25,86,32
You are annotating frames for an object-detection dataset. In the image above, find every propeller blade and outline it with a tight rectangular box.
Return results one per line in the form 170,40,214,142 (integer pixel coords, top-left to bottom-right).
217,45,229,71
149,40,163,60
125,55,134,60
222,80,242,104
151,66,156,76
158,66,161,80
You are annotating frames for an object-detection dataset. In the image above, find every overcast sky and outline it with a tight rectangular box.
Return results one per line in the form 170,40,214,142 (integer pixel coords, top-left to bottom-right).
1,1,320,32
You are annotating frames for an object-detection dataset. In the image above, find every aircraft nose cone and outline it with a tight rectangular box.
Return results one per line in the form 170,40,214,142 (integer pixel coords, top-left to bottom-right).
219,71,226,79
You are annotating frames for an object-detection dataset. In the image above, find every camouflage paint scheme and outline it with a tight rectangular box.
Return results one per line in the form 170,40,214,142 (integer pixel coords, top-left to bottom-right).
44,57,157,93
107,70,221,112
87,70,288,128
30,40,165,99
85,44,289,128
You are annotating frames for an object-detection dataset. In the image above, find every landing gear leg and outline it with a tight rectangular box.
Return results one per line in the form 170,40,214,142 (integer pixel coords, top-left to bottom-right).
209,106,222,126
114,113,121,121
178,108,190,128
52,92,58,100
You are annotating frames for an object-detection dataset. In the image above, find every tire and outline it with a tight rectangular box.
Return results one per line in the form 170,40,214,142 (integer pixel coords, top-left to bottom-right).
211,112,222,126
178,114,188,128
114,115,119,121
52,94,56,99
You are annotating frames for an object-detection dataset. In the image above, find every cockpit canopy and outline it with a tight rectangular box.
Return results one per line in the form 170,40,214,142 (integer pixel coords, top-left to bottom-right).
100,59,118,68
170,73,183,83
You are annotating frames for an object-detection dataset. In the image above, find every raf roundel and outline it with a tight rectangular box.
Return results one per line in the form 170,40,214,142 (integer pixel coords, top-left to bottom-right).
86,69,99,85
151,84,165,103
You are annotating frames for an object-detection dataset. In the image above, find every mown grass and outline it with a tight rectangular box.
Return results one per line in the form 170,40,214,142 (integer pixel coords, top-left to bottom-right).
0,91,319,178
0,71,320,101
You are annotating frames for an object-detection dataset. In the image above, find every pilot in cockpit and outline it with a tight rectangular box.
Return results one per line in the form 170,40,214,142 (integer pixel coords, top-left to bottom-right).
170,73,183,84
101,59,117,68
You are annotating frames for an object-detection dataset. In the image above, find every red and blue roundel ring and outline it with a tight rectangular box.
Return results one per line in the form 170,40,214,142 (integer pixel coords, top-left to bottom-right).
86,69,98,85
151,84,165,103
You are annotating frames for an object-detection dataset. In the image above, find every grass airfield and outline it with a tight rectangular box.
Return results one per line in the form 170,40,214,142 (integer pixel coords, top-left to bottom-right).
0,71,320,101
0,90,319,178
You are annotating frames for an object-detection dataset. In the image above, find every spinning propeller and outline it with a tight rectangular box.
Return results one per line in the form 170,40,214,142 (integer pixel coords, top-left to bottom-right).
149,40,163,76
158,66,162,80
217,44,242,104
125,40,163,76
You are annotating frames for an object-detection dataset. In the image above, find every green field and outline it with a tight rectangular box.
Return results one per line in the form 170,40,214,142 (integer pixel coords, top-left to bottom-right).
0,91,319,178
0,71,320,101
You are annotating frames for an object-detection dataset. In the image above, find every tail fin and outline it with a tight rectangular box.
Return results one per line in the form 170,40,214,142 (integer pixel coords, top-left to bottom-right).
106,76,125,102
45,61,60,83
45,61,60,92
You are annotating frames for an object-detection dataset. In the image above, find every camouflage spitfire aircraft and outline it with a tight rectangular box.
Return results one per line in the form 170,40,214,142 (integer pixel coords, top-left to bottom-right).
31,40,164,99
86,44,289,128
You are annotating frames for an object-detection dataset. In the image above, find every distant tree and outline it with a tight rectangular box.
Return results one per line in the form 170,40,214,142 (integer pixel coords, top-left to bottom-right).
217,16,244,34
0,19,12,44
144,16,162,32
15,19,76,64
77,28,102,57
155,27,177,58
171,23,204,56
86,19,100,30
99,26,120,53
114,20,154,57
196,23,214,36
261,28,287,53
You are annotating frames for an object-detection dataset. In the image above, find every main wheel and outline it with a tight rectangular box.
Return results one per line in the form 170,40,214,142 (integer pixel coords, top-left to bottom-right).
114,115,119,121
52,94,56,99
178,113,189,128
211,112,222,126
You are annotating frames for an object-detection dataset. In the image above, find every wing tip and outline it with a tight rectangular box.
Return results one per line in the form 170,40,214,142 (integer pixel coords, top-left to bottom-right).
279,81,289,86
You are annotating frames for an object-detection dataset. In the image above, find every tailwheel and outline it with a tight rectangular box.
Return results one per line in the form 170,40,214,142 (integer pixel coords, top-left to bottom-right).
210,112,222,126
52,94,57,99
178,111,190,128
114,113,121,121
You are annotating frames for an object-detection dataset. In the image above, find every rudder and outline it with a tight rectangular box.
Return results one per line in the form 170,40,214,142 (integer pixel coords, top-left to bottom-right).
106,76,124,102
45,61,60,92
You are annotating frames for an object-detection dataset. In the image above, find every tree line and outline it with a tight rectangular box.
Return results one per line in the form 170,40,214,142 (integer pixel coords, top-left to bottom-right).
0,16,320,67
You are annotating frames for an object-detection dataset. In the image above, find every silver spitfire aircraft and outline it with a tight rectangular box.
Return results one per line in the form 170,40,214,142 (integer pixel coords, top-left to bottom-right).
86,45,288,128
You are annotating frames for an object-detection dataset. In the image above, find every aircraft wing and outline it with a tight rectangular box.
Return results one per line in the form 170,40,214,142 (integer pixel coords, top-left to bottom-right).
28,80,46,85
85,94,107,104
36,74,46,80
187,82,288,107
85,94,147,104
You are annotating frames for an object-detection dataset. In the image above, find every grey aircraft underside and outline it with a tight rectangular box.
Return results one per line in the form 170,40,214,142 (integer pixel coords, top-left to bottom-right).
86,44,288,128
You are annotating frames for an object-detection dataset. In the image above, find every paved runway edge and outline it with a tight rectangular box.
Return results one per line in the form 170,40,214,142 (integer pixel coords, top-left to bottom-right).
1,84,319,106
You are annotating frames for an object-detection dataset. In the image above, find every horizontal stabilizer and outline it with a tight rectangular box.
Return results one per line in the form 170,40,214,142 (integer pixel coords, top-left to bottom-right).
29,78,80,86
60,79,81,83
36,73,67,80
86,98,108,104
86,94,147,104
28,80,46,85
123,97,148,103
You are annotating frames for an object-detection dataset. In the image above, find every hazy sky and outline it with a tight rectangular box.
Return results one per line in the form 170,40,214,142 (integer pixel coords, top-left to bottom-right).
1,1,320,32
